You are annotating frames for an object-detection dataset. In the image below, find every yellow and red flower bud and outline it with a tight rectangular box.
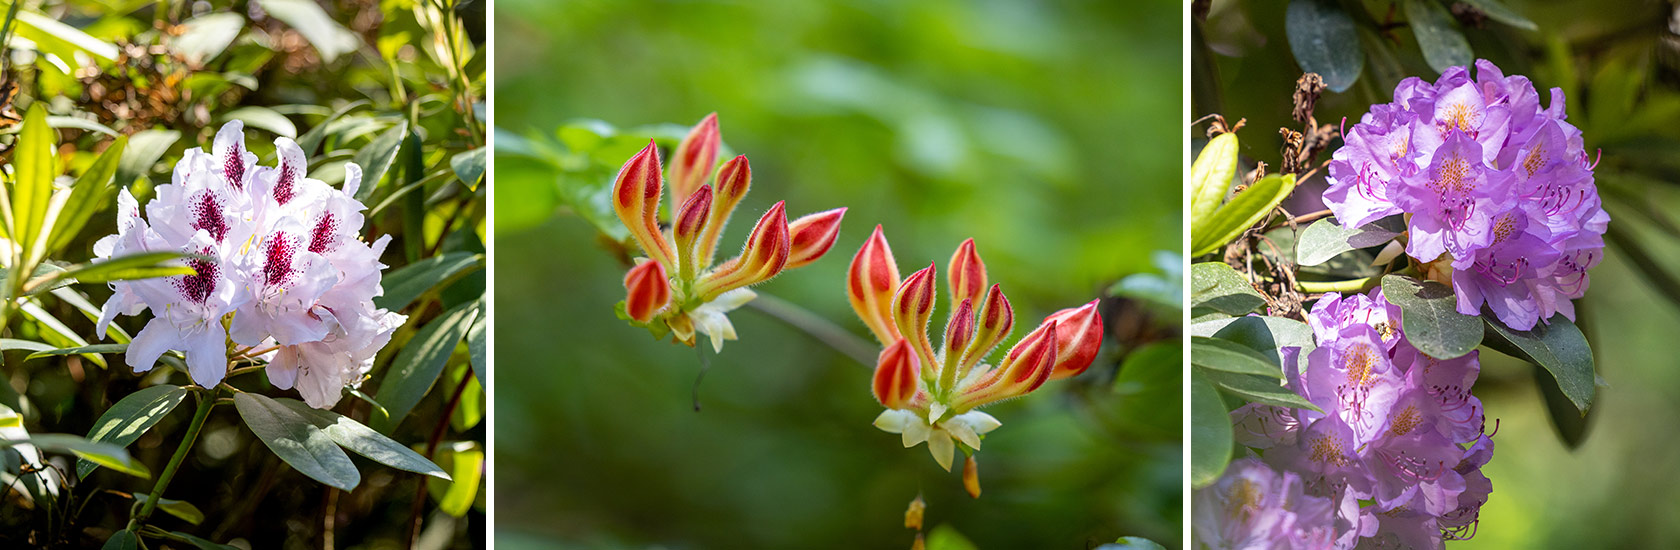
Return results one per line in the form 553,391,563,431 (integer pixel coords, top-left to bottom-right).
785,207,847,269
941,298,975,375
696,201,790,299
847,225,902,345
947,239,987,309
958,321,1057,409
699,155,752,267
894,263,940,377
611,140,676,269
670,113,721,208
1042,300,1104,380
672,184,714,282
622,260,671,323
872,339,920,409
958,284,1014,371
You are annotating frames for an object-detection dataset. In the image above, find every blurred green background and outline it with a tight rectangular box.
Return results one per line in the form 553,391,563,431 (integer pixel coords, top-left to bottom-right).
1196,0,1680,547
494,0,1182,548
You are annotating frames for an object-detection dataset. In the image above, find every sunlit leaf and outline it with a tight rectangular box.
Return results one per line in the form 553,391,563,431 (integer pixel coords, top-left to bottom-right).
233,393,360,491
371,300,480,433
1190,373,1233,488
1382,274,1481,360
274,398,449,479
78,384,186,478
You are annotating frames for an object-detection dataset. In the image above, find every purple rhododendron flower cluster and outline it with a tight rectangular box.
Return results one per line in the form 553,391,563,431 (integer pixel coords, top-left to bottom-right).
1193,458,1339,549
1323,59,1608,330
1199,289,1494,550
96,121,406,409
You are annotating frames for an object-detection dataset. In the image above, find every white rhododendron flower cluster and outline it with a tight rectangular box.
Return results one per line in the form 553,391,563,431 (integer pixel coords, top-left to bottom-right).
95,121,406,408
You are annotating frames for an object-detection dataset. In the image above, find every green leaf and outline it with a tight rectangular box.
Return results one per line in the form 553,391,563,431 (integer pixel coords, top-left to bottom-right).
2,433,149,478
46,116,118,137
1190,262,1266,315
374,252,483,312
1196,367,1320,411
1406,0,1473,74
273,398,449,479
1456,0,1538,30
1191,336,1284,379
47,136,126,256
351,119,408,201
433,442,482,517
1190,132,1238,229
222,106,297,139
1482,314,1595,413
233,393,360,491
49,251,197,286
101,530,138,550
1534,366,1591,448
51,287,132,343
297,100,369,156
1381,275,1482,359
451,148,486,190
13,104,54,261
1285,0,1365,92
169,12,245,63
1191,315,1317,364
20,302,101,367
1295,216,1404,266
13,9,117,63
132,493,204,525
372,300,481,433
1108,250,1184,311
78,384,186,478
166,531,240,550
467,315,486,372
254,0,360,62
29,343,129,361
1098,537,1169,550
118,130,182,185
1191,174,1297,256
1190,373,1233,488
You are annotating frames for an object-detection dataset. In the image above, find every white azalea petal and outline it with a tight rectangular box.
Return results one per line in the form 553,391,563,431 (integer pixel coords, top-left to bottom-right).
944,419,982,450
928,401,948,423
710,288,757,312
872,409,914,433
957,410,1003,435
902,417,931,448
927,429,955,471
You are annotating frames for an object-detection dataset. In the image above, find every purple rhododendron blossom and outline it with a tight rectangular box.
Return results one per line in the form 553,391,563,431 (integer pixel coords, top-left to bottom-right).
1323,60,1607,330
1193,458,1339,550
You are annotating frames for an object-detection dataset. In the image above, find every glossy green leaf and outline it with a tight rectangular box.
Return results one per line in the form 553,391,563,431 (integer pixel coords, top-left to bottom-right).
372,300,480,433
132,493,204,525
1191,336,1284,379
101,530,137,550
1190,262,1266,315
254,0,360,62
223,106,297,139
13,104,54,261
274,398,449,479
28,343,128,361
46,116,118,137
1191,314,1317,364
451,148,486,190
1191,174,1297,256
1534,366,1591,448
1295,215,1404,266
297,100,370,156
3,433,149,478
375,252,483,312
1285,0,1364,92
1190,132,1238,228
1406,0,1473,74
1382,275,1482,360
117,130,182,185
1197,367,1320,412
1456,0,1537,30
49,251,197,286
20,302,101,367
233,393,360,491
352,119,409,201
1190,373,1233,488
78,384,186,478
47,136,126,256
169,12,245,62
1483,314,1595,413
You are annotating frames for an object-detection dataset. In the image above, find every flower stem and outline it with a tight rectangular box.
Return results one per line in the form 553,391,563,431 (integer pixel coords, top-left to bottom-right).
127,388,215,531
744,292,877,368
1295,275,1384,294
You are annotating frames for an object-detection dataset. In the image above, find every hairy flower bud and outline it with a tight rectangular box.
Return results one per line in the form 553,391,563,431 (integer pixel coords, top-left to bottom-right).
699,155,752,267
894,263,939,376
785,207,847,269
697,201,790,298
670,113,721,208
623,260,671,323
1041,300,1104,380
611,141,676,269
947,239,987,309
958,284,1014,370
672,185,714,282
941,298,975,376
958,322,1057,409
848,225,902,345
873,339,919,409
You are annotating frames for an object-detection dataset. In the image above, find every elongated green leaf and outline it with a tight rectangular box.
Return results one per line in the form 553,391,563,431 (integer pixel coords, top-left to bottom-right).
233,393,360,491
274,398,449,479
1197,367,1320,412
1190,132,1238,226
1191,315,1317,364
1190,373,1233,488
1482,314,1595,413
1190,262,1266,315
29,343,128,361
117,130,181,185
21,301,101,367
1295,215,1404,266
1406,0,1472,74
372,300,480,432
1456,0,1537,30
101,530,137,550
166,531,240,550
375,252,483,312
47,137,125,255
434,442,482,517
78,384,186,478
1381,275,1482,359
352,120,409,201
222,106,297,139
52,287,132,343
296,100,369,156
14,9,117,63
1534,367,1591,448
169,12,245,63
467,315,486,371
1192,174,1297,256
451,148,486,190
46,116,118,136
13,104,54,261
2,433,149,478
254,0,359,62
48,251,197,286
1285,0,1364,92
1191,336,1284,379
132,493,204,525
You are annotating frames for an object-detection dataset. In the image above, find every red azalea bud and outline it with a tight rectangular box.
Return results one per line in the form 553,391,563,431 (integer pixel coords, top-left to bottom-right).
611,141,676,269
958,321,1056,409
1043,300,1104,380
958,284,1014,371
699,155,752,267
670,113,721,208
894,263,939,375
847,225,902,345
785,207,847,269
672,185,714,282
942,298,975,371
622,260,670,323
697,201,790,298
872,339,919,409
947,239,987,308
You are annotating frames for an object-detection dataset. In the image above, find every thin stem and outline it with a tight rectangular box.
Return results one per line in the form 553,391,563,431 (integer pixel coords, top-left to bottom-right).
127,388,215,531
744,292,877,368
1295,275,1384,294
